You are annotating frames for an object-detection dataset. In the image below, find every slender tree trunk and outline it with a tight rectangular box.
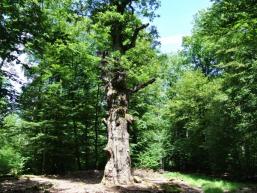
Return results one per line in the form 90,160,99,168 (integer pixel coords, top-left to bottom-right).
94,83,100,169
102,81,133,185
42,148,46,174
41,126,47,174
70,55,81,170
73,120,81,170
83,121,89,169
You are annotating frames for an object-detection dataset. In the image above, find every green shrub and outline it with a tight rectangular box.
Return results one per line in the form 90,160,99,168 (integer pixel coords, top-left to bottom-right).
137,142,164,169
0,146,25,175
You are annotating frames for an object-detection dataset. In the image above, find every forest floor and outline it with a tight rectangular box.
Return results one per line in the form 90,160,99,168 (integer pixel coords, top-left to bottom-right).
0,170,255,193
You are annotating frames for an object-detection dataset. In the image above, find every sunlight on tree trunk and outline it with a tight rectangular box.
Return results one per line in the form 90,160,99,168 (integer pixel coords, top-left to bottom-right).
101,70,133,185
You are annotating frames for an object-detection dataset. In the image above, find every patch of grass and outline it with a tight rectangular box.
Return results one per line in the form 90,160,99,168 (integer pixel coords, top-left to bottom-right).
164,172,243,193
161,183,182,193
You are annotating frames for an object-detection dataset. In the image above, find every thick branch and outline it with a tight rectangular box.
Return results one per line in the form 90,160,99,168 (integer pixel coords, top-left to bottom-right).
129,78,156,94
123,23,149,52
98,51,109,83
128,0,134,14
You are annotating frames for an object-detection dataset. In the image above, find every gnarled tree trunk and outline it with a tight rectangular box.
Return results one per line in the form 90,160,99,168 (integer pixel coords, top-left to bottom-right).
96,0,156,185
102,73,133,185
100,60,155,185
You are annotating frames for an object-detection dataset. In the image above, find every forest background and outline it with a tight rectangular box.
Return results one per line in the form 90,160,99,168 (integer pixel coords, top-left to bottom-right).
0,0,257,182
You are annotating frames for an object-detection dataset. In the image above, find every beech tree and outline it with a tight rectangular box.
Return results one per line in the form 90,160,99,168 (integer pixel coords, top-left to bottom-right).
19,0,105,173
0,0,45,124
84,0,160,185
163,0,257,178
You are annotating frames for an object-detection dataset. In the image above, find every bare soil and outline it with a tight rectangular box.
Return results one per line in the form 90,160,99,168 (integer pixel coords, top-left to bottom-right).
0,170,212,193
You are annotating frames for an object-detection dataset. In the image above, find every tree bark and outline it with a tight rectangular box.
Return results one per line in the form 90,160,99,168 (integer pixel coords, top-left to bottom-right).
100,58,156,185
97,0,155,184
73,120,81,170
94,83,100,169
83,121,89,169
102,77,133,185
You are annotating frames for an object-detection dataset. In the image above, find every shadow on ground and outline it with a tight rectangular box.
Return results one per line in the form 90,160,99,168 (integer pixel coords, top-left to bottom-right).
2,170,254,193
0,170,201,193
0,171,199,193
0,177,52,193
110,183,184,193
46,170,104,184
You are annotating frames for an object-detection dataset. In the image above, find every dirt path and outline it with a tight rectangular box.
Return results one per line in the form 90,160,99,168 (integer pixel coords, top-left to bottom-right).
0,170,202,193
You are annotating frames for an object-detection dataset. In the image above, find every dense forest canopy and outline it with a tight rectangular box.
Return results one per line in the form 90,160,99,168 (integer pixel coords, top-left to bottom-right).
1,0,257,187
